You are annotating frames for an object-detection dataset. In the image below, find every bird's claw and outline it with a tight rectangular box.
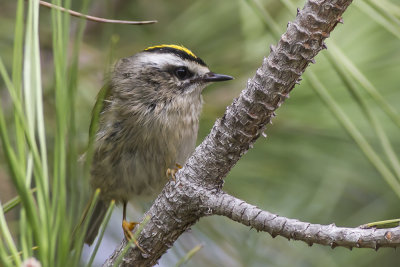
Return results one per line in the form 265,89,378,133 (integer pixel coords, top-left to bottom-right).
122,220,145,253
166,163,182,181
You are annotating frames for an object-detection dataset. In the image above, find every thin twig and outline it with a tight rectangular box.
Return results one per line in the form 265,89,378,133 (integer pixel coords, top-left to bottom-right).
39,0,157,25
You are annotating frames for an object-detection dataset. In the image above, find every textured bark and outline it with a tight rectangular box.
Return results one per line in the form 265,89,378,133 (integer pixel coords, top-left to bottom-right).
103,0,400,266
206,192,400,250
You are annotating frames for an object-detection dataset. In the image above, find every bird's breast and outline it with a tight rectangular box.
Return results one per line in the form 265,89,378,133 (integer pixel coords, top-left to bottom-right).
91,94,203,202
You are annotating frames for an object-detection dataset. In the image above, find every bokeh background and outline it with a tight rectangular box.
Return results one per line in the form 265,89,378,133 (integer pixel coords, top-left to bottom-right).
1,0,400,266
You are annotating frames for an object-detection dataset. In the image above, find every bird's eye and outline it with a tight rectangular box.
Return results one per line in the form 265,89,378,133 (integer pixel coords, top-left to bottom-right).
174,66,191,80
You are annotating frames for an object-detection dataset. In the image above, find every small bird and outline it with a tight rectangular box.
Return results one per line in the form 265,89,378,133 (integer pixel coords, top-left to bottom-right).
84,44,233,245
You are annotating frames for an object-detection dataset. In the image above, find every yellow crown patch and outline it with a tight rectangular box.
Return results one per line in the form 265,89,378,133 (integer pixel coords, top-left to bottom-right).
144,44,198,59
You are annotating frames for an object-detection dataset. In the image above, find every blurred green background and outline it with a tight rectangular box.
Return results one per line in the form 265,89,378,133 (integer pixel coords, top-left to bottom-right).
1,0,400,266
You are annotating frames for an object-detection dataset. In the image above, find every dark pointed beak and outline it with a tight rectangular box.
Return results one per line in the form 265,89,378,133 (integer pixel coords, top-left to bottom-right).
202,72,234,82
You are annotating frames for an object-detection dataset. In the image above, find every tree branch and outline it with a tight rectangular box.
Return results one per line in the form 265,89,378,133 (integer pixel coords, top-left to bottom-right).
178,0,350,189
206,192,400,250
101,0,400,266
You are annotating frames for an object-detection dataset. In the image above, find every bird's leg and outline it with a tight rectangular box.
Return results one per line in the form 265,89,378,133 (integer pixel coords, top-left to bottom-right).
122,202,136,233
121,202,146,253
122,202,138,241
166,163,182,181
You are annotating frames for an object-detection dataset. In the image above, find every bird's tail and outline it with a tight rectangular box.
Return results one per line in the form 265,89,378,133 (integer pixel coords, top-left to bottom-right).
83,199,109,245
72,194,110,246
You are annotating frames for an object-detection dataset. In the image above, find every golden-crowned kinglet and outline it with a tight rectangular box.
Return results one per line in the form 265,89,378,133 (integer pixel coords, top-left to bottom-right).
85,44,233,245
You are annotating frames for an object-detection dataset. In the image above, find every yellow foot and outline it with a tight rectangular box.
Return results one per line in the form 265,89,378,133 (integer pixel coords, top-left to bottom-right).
122,219,137,234
166,163,183,181
122,220,145,253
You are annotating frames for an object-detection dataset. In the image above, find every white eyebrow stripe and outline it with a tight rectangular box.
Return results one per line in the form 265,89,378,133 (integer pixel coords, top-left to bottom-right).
186,61,210,76
138,53,210,75
139,53,185,67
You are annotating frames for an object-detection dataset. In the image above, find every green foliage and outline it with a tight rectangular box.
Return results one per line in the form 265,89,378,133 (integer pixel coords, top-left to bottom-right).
0,0,400,266
0,0,107,266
